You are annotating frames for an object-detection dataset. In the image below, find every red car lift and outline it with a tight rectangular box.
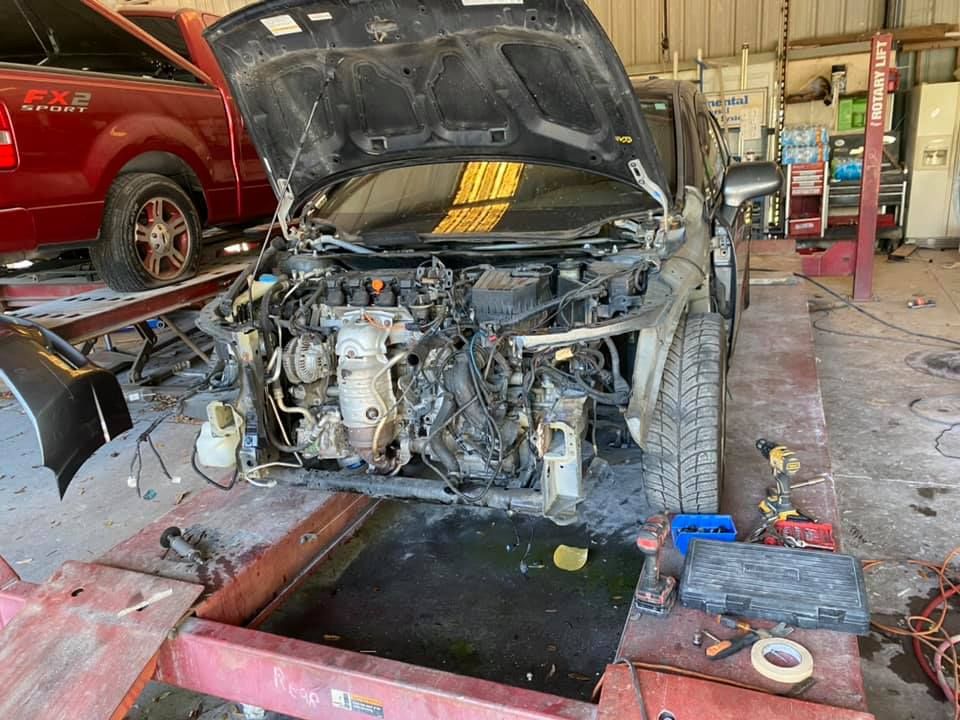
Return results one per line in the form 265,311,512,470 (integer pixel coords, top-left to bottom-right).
0,280,877,720
9,261,245,383
0,274,103,308
0,228,262,310
9,261,246,345
799,32,895,297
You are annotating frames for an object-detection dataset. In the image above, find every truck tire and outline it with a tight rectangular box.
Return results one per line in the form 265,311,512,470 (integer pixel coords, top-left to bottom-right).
641,312,726,513
91,173,201,292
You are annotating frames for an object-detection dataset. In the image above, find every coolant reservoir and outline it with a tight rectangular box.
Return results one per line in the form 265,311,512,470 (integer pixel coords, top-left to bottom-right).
196,402,242,468
230,274,278,316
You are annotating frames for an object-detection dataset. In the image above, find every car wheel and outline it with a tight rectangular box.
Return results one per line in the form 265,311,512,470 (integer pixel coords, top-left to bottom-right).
641,312,726,513
90,173,201,292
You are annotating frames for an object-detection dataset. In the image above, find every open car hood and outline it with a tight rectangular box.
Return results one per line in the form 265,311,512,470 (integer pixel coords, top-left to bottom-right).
205,0,670,212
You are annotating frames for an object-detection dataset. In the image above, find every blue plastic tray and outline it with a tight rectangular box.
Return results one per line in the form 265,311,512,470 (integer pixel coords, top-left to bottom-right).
671,514,737,555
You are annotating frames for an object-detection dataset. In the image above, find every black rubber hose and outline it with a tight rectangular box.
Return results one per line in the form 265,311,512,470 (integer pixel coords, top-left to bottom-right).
259,277,288,362
195,299,235,343
602,336,631,404
446,356,488,429
218,265,254,319
426,395,459,473
574,374,621,404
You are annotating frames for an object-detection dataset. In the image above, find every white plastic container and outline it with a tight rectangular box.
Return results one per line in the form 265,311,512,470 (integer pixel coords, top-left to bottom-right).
195,402,242,468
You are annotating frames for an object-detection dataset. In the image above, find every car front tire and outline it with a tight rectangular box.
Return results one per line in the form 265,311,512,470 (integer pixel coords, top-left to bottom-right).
641,312,726,513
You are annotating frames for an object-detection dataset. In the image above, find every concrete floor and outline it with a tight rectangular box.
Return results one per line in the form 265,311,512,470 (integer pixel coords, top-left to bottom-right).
0,249,958,719
802,248,960,720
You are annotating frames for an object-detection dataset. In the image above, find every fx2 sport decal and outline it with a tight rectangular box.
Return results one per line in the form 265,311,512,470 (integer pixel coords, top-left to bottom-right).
21,89,92,113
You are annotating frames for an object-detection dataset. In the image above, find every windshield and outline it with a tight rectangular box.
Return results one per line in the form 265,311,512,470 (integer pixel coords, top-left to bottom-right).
637,97,677,192
313,161,655,236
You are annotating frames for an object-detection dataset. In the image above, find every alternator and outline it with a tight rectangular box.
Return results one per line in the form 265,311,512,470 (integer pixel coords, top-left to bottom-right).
283,334,332,384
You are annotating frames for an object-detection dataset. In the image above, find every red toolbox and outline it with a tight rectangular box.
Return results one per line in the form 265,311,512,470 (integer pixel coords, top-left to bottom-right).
763,519,837,551
785,162,828,239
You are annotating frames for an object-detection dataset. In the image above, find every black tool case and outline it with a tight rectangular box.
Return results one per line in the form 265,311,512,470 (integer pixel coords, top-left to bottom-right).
680,540,870,634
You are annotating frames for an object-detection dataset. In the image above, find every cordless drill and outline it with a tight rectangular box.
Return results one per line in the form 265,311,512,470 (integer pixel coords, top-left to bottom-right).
634,514,677,616
756,438,808,523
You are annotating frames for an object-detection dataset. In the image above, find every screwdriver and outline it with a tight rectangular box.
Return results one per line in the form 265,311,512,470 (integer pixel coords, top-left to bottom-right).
701,630,738,659
703,617,766,659
706,616,795,660
717,615,753,633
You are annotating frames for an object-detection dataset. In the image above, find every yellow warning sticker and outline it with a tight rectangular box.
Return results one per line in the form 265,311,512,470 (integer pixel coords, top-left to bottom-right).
331,689,385,717
260,14,302,36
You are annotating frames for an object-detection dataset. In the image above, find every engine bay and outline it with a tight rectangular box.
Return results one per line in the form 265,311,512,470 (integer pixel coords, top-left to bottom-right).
199,213,691,524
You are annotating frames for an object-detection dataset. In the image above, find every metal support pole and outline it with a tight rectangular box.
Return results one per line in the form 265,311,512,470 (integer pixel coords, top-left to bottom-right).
772,0,790,233
853,33,894,301
738,43,750,159
158,313,211,364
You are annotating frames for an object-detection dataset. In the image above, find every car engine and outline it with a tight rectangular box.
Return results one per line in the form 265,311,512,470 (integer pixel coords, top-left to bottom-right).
200,224,665,524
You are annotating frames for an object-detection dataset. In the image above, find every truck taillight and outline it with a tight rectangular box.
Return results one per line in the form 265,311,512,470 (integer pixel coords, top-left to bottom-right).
0,103,18,170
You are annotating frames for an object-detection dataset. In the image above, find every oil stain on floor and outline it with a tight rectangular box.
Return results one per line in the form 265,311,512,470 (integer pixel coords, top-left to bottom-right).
262,497,645,702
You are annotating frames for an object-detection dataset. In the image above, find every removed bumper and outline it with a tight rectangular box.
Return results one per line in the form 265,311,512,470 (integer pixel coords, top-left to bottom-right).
0,316,131,496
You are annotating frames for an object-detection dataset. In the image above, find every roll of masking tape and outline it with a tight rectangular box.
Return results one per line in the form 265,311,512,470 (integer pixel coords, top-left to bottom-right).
751,637,814,684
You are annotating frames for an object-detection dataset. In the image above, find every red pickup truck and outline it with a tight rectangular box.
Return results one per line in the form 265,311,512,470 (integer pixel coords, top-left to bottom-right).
0,0,275,290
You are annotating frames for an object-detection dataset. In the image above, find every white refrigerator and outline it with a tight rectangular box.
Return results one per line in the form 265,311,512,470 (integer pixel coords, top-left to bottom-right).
904,81,960,248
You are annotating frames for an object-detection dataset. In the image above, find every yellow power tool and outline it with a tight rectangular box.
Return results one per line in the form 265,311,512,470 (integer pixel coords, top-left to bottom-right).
756,438,812,523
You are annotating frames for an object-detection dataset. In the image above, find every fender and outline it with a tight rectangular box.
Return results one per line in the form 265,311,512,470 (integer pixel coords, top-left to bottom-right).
87,111,234,219
624,191,712,449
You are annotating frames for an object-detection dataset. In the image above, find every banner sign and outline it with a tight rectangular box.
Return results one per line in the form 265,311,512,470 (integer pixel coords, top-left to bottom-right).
704,89,768,140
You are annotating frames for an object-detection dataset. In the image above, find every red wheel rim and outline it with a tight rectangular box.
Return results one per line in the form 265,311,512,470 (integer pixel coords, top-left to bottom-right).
134,197,192,281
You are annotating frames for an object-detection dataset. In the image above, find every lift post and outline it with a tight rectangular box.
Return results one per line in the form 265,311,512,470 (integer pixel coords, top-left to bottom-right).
853,32,894,301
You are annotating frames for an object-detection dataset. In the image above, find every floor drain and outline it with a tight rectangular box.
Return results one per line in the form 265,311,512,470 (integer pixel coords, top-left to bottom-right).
908,396,960,426
906,350,960,381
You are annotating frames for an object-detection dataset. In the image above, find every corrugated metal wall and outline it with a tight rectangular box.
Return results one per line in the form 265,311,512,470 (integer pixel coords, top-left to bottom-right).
586,0,784,70
115,0,959,71
900,0,960,25
789,0,885,42
588,0,890,70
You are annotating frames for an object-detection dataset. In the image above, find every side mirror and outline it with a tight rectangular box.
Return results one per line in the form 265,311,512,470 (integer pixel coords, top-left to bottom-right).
721,161,783,224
